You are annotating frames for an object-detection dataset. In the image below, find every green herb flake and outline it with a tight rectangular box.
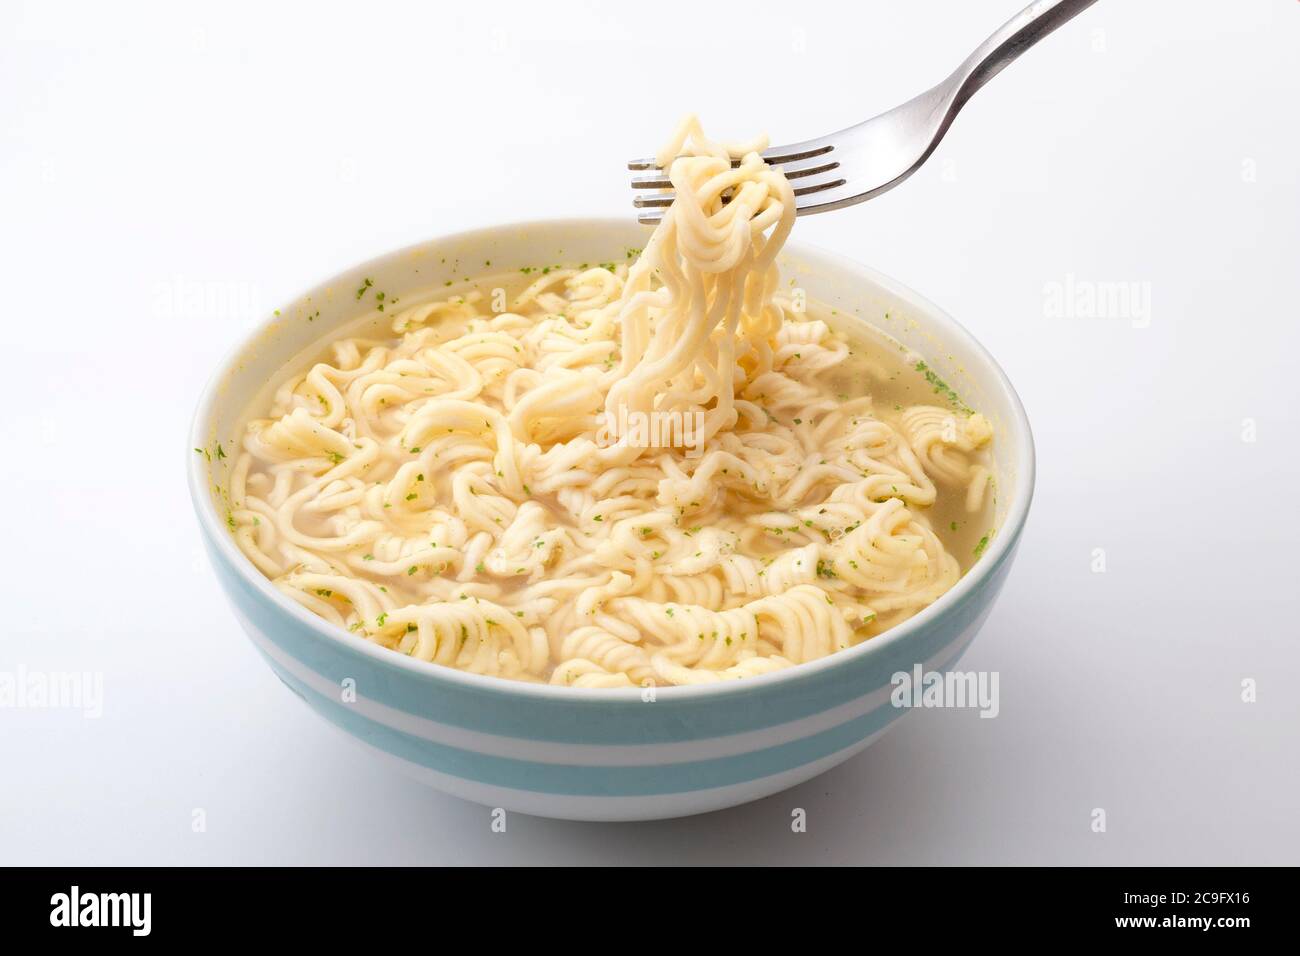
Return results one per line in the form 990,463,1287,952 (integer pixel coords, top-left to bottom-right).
913,360,972,414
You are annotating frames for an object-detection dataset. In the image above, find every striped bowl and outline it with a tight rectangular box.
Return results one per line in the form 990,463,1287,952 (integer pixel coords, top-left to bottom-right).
188,218,1034,821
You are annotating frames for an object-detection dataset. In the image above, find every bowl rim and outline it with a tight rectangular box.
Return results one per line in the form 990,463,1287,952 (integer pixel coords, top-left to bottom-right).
188,216,1036,703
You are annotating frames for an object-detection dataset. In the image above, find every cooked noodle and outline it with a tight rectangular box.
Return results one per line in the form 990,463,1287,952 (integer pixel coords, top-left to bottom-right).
229,119,993,687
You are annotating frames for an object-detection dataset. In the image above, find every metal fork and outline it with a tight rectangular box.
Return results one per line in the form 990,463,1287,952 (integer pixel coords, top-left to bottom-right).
630,0,1098,224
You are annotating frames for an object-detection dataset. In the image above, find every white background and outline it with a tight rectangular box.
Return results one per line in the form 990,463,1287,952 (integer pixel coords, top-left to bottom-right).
2,0,1297,865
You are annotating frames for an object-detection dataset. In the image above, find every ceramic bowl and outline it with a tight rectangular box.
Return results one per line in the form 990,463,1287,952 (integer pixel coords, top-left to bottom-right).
188,218,1034,821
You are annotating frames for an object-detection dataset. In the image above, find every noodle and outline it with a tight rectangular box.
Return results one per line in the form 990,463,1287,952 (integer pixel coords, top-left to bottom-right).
229,120,993,687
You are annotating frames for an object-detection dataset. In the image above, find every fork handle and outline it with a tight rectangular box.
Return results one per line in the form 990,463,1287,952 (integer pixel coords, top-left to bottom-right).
951,0,1099,110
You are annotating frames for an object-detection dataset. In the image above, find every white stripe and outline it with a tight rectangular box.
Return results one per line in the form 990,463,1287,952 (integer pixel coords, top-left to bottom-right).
238,605,975,766
343,722,894,821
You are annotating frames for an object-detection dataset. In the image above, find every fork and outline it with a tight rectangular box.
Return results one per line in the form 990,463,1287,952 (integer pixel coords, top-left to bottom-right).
629,0,1099,224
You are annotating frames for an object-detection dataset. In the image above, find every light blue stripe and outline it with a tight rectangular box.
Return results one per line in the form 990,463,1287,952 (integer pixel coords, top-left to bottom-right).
202,523,1018,746
258,618,979,797
266,655,903,795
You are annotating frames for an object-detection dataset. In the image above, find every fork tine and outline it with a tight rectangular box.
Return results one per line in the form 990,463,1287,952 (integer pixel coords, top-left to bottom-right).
774,153,839,179
628,140,834,173
792,177,875,216
632,152,838,191
634,177,855,223
760,142,834,165
628,141,840,217
791,171,849,197
630,170,672,190
630,167,851,217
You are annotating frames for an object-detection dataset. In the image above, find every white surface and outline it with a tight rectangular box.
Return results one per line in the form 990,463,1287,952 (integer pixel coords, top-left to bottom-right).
1,0,1297,865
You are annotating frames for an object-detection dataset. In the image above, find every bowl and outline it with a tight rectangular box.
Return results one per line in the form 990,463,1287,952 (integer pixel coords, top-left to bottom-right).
188,218,1034,821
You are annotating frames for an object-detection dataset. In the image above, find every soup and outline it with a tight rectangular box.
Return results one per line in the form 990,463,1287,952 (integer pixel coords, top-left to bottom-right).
222,121,994,687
